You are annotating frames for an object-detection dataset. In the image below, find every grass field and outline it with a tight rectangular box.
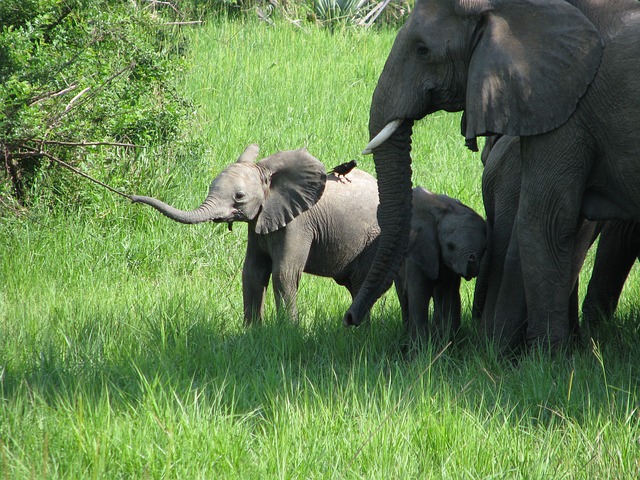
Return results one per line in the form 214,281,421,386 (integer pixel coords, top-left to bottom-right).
2,17,640,478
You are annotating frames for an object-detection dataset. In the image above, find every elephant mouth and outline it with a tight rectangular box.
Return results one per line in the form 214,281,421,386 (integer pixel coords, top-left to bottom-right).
212,208,244,224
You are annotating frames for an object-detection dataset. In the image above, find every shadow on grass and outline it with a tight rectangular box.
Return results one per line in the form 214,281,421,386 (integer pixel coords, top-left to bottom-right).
3,300,640,429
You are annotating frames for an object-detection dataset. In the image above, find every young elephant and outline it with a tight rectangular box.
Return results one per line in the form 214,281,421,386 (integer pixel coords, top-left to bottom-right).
130,144,381,324
394,187,487,344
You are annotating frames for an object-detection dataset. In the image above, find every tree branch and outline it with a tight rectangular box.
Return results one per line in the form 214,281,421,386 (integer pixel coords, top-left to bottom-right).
21,146,131,199
29,85,78,107
27,139,144,149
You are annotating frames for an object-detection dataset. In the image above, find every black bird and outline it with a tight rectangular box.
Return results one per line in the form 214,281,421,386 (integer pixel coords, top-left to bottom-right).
329,159,357,181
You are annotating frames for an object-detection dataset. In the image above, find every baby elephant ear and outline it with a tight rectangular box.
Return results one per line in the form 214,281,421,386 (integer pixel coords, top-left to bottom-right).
236,144,260,164
255,148,327,234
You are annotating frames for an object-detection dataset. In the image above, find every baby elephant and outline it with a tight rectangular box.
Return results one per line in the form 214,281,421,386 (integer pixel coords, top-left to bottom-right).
131,144,381,324
395,187,487,344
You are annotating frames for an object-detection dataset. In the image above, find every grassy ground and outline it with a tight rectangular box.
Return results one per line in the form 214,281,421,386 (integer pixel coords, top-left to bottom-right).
2,17,640,478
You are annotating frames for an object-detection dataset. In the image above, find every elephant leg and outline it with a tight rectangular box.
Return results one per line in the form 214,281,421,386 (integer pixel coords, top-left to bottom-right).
433,270,461,341
569,281,580,343
270,235,311,322
345,256,376,324
401,261,433,345
568,219,597,342
472,223,492,320
517,134,588,351
489,220,527,351
242,243,272,325
583,220,640,328
479,210,517,342
272,269,303,321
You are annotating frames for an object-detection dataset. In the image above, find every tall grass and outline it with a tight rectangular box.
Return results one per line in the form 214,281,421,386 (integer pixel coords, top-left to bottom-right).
2,16,640,478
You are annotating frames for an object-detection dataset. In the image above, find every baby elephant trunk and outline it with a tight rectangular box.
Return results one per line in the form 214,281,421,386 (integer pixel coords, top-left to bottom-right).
130,195,220,225
464,252,482,280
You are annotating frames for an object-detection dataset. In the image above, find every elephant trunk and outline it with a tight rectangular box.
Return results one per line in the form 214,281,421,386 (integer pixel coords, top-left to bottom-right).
130,194,221,225
344,120,414,326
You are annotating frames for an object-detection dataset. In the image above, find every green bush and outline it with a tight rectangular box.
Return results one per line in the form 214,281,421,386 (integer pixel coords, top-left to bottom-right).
0,0,193,209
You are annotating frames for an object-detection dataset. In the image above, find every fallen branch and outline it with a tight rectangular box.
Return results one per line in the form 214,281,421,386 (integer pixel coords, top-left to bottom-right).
29,85,78,107
163,21,203,25
23,147,131,199
65,87,91,112
26,139,143,149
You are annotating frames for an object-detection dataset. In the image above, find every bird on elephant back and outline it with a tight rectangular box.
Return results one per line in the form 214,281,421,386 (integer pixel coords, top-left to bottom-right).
343,0,640,354
130,144,486,348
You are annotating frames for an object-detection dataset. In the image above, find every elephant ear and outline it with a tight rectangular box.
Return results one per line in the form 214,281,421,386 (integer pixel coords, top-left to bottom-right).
254,148,327,234
459,0,604,150
236,143,261,164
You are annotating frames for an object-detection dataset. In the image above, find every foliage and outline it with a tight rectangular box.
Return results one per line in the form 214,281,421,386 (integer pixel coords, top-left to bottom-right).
0,0,193,208
311,0,410,27
172,0,411,28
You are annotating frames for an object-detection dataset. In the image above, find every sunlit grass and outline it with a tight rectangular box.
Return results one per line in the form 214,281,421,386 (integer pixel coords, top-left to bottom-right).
2,16,640,478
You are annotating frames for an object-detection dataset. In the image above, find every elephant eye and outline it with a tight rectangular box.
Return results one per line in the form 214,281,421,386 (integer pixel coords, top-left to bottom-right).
446,242,456,251
234,191,246,202
416,43,429,57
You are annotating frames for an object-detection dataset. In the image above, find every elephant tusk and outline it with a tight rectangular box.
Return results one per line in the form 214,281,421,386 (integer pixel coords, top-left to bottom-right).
362,119,403,155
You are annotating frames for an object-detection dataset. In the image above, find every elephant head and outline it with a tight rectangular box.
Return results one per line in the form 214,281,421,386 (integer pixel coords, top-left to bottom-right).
130,144,327,234
410,188,486,281
344,0,603,326
435,199,486,281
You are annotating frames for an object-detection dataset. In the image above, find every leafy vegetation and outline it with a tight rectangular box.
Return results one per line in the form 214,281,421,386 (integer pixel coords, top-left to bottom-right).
0,0,193,209
0,0,407,214
2,12,640,480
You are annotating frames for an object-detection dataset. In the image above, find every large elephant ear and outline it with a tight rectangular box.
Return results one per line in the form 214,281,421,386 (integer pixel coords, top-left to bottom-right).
254,149,327,234
459,0,604,150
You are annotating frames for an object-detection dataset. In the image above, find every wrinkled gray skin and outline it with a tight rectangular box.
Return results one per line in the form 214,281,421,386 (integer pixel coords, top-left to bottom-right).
395,187,486,344
131,145,381,324
582,220,640,328
346,0,640,351
473,135,596,350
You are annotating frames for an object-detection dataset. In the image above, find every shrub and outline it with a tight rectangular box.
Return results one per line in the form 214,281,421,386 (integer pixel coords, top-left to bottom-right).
0,0,192,209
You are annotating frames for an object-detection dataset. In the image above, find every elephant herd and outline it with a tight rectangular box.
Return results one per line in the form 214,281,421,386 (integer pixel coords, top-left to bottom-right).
134,0,640,355
346,0,640,352
131,145,487,346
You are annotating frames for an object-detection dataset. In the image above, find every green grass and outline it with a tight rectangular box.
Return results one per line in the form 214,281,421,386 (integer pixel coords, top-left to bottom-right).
2,16,640,478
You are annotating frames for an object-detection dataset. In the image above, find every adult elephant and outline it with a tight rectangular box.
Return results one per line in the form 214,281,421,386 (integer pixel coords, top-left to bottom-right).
344,0,640,351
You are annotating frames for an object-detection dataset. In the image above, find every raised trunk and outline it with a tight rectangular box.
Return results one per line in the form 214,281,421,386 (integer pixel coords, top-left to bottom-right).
130,194,219,225
344,121,414,326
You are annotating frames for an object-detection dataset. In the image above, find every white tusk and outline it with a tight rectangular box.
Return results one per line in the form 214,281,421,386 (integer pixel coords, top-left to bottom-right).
362,119,403,155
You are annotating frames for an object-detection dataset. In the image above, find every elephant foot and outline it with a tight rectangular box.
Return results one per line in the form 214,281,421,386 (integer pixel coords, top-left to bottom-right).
525,332,574,358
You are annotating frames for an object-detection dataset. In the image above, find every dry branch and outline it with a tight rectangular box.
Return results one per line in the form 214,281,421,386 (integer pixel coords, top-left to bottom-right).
29,85,78,107
26,139,143,149
24,147,131,199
